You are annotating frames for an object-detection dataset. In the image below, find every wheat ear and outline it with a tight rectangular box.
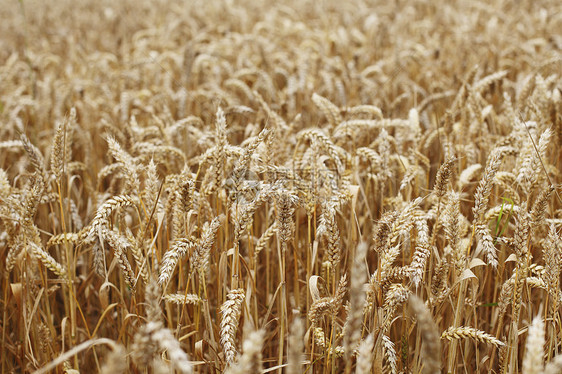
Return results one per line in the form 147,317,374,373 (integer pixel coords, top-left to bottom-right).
344,242,368,360
408,294,440,374
221,289,246,365
441,326,505,348
287,317,305,374
224,329,265,374
354,334,374,374
522,314,545,374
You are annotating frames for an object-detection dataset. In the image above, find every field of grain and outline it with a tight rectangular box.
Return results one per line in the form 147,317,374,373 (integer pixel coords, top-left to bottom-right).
1,0,561,373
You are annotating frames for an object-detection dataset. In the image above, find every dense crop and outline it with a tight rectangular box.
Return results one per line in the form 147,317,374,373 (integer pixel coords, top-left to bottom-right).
1,0,561,373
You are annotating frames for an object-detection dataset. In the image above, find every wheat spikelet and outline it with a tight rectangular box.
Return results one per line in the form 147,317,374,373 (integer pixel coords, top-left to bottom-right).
312,92,342,128
170,170,194,240
158,236,198,286
344,242,368,359
473,147,503,223
65,198,83,230
0,140,24,149
163,293,202,305
298,128,344,173
522,314,545,374
544,224,561,318
287,317,304,374
5,241,24,275
309,297,334,326
254,222,277,258
383,285,411,330
475,223,498,268
215,105,228,169
544,355,562,374
149,322,193,374
224,78,256,104
433,156,456,199
483,201,521,223
441,326,505,347
313,327,345,357
104,229,136,291
232,126,270,177
221,288,246,365
142,158,160,217
517,74,536,108
355,334,374,374
47,233,80,247
0,168,10,199
382,334,398,374
458,164,482,188
86,195,137,244
528,128,553,188
531,185,554,229
20,134,48,184
29,242,67,278
388,197,423,246
191,215,222,276
513,208,531,262
498,340,509,374
373,211,399,253
348,105,383,119
144,278,163,323
100,344,127,374
105,135,139,193
443,191,461,251
21,175,45,227
380,198,423,274
274,190,298,249
410,216,432,286
357,147,382,170
408,295,440,374
225,330,264,374
50,120,65,181
334,274,348,308
123,228,147,283
317,201,341,275
472,70,508,93
119,91,130,124
134,143,187,165
309,275,347,326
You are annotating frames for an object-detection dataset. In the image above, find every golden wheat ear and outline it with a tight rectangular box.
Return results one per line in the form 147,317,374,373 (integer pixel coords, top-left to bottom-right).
221,288,246,365
408,294,440,374
522,313,545,374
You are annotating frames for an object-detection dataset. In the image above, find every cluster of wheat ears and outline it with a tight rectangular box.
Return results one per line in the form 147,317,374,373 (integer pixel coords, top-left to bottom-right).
1,0,561,373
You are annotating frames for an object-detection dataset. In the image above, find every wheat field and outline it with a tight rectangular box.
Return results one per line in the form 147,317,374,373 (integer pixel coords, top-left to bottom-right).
1,0,562,373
